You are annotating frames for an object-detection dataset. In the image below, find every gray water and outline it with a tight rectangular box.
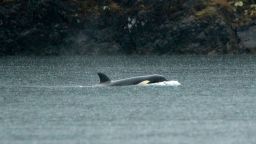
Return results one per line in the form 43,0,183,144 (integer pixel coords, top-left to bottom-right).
0,56,256,144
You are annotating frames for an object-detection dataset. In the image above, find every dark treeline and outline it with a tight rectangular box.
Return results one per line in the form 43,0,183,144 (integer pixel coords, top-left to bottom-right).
0,0,256,55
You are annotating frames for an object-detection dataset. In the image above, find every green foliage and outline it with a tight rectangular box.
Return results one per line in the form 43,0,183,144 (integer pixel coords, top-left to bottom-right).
1,0,256,55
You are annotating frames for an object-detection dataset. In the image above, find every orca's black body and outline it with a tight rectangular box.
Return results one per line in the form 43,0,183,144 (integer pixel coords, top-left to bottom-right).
97,72,167,86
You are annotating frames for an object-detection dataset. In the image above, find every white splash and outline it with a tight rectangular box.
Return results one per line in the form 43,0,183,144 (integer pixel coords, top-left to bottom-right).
149,81,181,87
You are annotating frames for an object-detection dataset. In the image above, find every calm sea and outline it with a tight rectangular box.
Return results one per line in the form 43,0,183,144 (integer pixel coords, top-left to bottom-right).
0,56,256,144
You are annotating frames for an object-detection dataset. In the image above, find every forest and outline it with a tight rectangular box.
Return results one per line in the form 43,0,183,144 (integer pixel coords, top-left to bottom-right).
0,0,256,55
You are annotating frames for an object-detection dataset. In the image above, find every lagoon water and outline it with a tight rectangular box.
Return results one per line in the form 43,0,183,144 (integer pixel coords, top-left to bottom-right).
0,56,256,144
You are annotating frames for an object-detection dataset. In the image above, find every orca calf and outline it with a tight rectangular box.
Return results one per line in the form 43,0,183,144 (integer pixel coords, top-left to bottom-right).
97,72,167,86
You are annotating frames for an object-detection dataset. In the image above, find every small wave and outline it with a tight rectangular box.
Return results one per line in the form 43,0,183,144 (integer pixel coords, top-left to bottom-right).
0,85,93,88
1,82,181,88
149,81,181,86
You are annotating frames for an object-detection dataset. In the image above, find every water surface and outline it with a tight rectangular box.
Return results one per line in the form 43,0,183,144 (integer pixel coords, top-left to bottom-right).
0,56,256,144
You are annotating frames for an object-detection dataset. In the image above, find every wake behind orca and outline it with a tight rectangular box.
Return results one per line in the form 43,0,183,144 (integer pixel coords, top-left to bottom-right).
97,72,181,86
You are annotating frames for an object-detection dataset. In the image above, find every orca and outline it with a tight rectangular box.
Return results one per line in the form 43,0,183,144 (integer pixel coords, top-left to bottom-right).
97,72,167,86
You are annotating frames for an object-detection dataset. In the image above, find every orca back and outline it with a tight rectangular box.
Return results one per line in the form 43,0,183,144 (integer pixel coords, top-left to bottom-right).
109,75,167,86
97,73,167,86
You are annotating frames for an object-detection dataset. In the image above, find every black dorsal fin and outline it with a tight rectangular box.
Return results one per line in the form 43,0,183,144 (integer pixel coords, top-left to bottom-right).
97,72,111,83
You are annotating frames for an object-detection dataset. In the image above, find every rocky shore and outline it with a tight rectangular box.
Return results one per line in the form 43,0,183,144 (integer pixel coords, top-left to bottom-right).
1,0,256,55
